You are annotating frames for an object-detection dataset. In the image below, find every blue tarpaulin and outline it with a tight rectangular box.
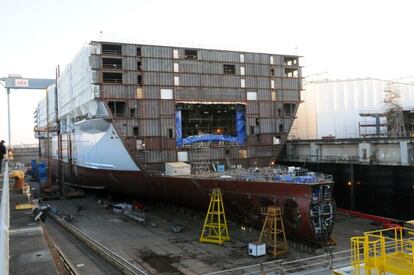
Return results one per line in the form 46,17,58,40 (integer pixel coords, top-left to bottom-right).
183,134,238,145
293,176,317,183
274,175,317,183
176,110,183,147
31,159,48,183
176,107,246,146
236,110,246,145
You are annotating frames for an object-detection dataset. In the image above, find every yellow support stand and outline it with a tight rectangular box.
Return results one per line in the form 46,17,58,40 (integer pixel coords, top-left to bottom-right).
199,188,230,245
259,206,288,257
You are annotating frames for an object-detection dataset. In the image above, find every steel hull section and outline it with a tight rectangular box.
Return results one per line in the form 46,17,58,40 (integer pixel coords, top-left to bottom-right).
65,163,328,243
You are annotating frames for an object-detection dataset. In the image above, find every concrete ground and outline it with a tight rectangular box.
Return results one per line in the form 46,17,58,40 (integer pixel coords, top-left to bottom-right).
44,196,379,274
332,211,374,251
3,181,58,275
45,215,123,274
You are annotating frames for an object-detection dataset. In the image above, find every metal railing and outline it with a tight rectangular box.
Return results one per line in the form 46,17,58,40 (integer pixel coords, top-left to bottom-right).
188,165,333,184
102,64,123,70
102,49,122,55
287,154,360,163
205,233,414,275
287,154,414,166
204,248,353,274
49,212,149,275
0,159,10,274
352,227,414,274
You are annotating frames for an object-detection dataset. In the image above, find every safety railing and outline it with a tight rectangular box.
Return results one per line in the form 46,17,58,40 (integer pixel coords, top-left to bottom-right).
286,154,360,163
188,165,333,185
0,159,10,274
204,248,353,274
351,227,414,275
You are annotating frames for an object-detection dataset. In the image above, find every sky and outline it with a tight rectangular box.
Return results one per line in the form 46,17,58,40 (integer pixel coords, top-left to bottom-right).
0,0,413,145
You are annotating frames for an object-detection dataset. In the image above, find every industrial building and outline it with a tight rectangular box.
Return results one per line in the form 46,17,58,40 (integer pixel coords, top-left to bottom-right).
291,78,414,139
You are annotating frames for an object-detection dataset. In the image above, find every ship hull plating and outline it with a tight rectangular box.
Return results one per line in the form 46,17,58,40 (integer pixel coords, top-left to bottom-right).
55,161,334,244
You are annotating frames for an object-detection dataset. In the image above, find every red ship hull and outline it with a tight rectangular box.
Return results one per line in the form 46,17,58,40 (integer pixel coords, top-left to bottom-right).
63,163,334,244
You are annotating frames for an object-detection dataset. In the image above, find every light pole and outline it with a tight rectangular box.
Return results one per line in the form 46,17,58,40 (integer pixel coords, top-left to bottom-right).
0,80,11,148
6,88,11,147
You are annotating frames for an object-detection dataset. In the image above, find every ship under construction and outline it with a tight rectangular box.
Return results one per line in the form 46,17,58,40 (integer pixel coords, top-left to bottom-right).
34,41,335,245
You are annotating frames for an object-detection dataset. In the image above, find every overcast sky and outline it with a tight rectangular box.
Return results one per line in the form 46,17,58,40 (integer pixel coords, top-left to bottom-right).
1,0,413,145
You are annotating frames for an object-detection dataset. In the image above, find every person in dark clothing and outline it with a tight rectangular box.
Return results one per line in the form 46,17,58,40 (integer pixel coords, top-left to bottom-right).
0,140,6,173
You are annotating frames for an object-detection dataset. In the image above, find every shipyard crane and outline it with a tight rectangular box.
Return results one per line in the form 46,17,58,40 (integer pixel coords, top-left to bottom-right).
0,75,55,145
1,74,56,180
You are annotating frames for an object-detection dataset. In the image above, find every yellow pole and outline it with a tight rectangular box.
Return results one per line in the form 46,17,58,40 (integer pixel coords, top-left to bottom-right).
364,235,370,274
200,192,214,241
381,237,386,269
411,240,414,272
220,192,229,241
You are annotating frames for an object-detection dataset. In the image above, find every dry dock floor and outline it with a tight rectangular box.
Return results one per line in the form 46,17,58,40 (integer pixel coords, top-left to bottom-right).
44,196,376,274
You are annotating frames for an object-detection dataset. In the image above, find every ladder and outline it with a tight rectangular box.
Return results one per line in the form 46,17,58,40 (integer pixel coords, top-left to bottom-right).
200,188,230,245
259,206,288,257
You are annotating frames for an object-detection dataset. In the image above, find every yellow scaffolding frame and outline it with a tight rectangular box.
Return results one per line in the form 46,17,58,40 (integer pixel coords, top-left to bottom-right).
199,188,230,245
259,206,288,257
351,227,414,275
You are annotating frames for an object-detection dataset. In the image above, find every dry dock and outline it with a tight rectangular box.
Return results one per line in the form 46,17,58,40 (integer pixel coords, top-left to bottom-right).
43,195,375,274
2,153,379,274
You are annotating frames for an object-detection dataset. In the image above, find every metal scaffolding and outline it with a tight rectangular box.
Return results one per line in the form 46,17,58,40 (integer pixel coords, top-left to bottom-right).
384,83,407,137
189,142,211,174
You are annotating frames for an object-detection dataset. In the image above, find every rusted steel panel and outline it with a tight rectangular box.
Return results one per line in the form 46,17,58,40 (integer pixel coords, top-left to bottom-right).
143,86,160,99
258,89,271,101
246,101,259,114
160,100,175,115
137,100,160,119
137,119,160,136
160,117,175,137
142,45,172,58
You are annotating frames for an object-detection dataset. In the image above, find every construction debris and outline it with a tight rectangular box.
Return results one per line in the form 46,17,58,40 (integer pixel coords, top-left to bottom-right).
170,224,183,233
33,204,51,222
113,202,146,224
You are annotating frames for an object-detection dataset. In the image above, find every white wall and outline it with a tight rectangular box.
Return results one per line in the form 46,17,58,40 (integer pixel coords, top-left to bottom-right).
291,78,414,139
